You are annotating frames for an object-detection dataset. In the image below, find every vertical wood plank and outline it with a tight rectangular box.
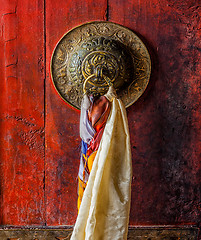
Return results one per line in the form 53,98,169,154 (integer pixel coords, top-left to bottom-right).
45,0,107,225
109,0,201,226
0,0,200,230
0,0,45,225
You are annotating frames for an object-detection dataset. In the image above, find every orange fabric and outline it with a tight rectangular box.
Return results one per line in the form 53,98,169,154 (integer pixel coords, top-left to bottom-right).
88,96,111,129
87,96,111,157
77,177,87,212
78,96,111,211
87,150,97,173
78,151,97,212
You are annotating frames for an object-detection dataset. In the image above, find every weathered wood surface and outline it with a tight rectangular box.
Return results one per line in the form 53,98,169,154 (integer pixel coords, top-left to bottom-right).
45,0,108,226
0,0,45,225
0,0,201,238
0,227,198,240
109,0,201,227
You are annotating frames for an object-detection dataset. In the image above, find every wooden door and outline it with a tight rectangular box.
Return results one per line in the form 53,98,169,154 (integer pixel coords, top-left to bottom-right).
0,0,201,239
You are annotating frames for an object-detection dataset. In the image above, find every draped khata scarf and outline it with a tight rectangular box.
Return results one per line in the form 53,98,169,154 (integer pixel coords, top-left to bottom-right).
71,86,132,240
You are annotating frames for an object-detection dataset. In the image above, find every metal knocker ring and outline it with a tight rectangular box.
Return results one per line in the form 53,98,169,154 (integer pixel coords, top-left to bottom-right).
83,74,113,95
51,21,151,110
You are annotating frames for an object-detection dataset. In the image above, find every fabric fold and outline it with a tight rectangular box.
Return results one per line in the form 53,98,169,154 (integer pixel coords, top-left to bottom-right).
71,98,132,240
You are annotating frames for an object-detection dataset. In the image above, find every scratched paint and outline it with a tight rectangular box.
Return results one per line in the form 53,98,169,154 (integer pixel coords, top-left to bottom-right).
110,0,201,228
0,0,201,237
0,0,45,225
45,0,201,229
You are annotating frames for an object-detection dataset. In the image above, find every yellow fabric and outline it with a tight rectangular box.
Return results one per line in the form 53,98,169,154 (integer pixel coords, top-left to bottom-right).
77,177,87,211
78,151,97,212
71,98,132,240
87,151,97,173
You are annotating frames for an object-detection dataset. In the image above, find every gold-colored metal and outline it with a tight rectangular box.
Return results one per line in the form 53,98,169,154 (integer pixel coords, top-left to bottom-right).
83,74,113,94
51,21,151,110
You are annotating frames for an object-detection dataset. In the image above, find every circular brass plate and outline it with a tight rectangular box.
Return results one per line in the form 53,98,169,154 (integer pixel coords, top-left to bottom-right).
51,21,151,110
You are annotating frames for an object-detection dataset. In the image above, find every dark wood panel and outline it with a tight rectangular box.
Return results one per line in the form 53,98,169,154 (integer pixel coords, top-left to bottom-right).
45,0,107,225
0,0,45,225
109,0,201,226
0,227,198,239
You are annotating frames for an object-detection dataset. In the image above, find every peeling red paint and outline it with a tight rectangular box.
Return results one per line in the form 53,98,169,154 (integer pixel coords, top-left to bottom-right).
0,0,200,236
45,0,201,230
0,0,45,225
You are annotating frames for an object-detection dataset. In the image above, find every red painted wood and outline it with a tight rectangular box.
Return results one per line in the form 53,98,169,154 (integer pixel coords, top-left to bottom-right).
109,0,201,226
45,0,107,225
0,0,45,225
0,0,200,232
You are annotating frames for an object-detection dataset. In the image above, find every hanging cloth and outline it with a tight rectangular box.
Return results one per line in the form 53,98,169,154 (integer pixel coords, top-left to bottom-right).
71,94,132,240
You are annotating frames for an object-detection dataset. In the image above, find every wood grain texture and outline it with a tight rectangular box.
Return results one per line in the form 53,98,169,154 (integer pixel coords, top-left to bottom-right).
109,0,201,227
0,0,200,235
45,0,107,225
0,0,45,225
0,227,198,240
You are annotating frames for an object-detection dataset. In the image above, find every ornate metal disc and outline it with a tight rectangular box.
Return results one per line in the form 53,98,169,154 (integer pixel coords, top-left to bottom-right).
51,21,151,110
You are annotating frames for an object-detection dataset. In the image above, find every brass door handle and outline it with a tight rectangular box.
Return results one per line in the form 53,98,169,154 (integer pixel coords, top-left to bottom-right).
83,73,113,95
51,21,151,110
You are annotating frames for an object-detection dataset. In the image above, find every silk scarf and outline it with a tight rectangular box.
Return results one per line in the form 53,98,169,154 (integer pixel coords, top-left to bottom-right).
71,97,132,240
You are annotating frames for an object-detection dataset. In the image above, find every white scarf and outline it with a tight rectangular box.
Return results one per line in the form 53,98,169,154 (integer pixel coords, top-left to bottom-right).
71,97,132,240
